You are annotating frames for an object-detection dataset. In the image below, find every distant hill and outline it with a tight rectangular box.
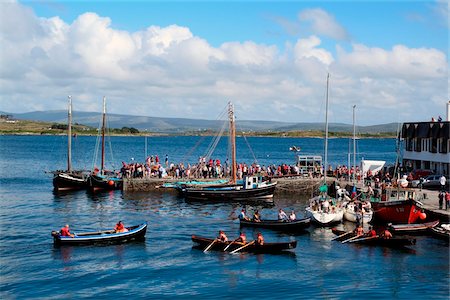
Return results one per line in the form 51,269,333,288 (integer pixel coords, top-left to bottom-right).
2,110,400,134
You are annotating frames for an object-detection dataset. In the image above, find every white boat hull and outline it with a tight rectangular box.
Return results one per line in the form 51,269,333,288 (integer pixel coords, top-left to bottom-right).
305,207,343,226
343,205,373,223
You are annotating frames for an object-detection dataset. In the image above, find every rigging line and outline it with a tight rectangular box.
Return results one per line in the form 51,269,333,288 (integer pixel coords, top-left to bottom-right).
105,116,116,170
205,120,227,161
92,123,101,171
236,122,258,164
201,105,228,160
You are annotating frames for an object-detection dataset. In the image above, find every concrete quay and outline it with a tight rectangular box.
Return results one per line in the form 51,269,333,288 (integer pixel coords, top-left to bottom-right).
123,176,328,197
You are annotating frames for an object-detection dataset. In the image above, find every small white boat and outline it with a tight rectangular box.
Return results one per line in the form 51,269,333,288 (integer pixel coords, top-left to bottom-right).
305,196,344,226
343,202,373,223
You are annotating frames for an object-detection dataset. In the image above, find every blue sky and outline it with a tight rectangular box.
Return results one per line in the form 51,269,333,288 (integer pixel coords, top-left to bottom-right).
1,0,448,125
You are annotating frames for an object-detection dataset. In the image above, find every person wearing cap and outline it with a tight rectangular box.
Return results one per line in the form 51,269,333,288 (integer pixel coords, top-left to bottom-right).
60,224,74,237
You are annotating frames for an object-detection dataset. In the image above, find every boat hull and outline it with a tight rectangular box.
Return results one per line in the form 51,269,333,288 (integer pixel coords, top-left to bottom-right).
305,207,343,226
349,236,416,247
429,226,450,241
53,172,88,191
88,174,123,191
182,182,276,202
343,207,373,223
372,199,424,224
239,218,310,232
191,235,296,253
52,223,147,245
388,220,439,234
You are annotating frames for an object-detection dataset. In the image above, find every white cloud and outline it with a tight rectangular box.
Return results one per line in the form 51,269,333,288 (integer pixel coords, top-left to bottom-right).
0,2,447,126
298,8,349,41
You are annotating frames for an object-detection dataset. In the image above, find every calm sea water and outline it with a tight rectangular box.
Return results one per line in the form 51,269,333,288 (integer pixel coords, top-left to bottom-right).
0,135,448,299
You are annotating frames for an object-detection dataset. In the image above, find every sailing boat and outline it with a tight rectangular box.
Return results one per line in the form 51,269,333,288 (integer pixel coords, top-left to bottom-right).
52,96,90,191
88,97,123,191
305,74,344,226
181,102,277,202
343,105,374,223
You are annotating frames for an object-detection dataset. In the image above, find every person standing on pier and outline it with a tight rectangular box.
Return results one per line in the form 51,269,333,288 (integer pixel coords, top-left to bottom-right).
439,175,446,192
445,191,450,210
438,192,444,210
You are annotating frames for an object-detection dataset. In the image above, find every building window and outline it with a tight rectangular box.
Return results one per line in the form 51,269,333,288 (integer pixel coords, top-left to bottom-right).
431,138,437,153
406,138,413,151
439,138,448,154
415,138,421,152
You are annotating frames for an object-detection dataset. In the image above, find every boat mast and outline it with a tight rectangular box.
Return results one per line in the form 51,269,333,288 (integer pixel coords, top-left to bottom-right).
352,104,356,184
101,96,106,175
67,96,72,173
324,73,330,185
228,102,237,184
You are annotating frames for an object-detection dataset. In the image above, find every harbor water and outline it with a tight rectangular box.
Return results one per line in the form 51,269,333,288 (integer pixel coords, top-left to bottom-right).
0,135,448,299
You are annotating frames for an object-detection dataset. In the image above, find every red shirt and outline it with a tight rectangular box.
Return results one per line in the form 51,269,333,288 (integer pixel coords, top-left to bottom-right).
60,227,71,236
115,223,124,231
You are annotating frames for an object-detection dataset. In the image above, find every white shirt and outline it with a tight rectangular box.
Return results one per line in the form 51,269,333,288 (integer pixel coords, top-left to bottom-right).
440,176,446,185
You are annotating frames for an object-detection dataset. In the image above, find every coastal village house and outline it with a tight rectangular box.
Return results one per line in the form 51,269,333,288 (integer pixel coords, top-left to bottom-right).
401,101,450,176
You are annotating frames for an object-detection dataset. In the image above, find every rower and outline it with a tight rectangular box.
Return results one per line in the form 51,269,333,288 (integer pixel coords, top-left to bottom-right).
355,225,364,236
366,226,377,237
253,210,261,222
278,209,288,221
218,230,228,242
114,221,128,233
381,229,393,239
236,232,246,243
256,232,264,245
239,209,250,221
289,210,296,221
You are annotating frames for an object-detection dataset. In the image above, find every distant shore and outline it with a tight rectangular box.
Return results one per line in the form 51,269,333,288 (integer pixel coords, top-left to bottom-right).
0,119,397,138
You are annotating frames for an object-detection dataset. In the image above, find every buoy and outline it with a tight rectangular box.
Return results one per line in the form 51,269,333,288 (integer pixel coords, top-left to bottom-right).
108,180,115,186
419,212,426,220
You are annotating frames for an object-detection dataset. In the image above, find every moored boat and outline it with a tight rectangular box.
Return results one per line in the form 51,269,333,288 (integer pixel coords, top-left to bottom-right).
51,222,147,245
88,97,123,192
191,235,297,253
388,220,439,234
347,235,416,247
52,96,90,191
429,224,450,241
305,206,344,226
343,202,373,223
239,217,311,232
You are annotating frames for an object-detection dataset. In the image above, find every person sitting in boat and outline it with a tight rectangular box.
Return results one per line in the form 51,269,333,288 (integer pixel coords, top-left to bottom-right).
60,224,75,237
237,232,246,243
322,199,330,213
366,226,377,237
218,230,228,242
289,210,296,221
239,209,250,221
253,210,261,222
256,232,264,245
380,229,393,239
114,221,128,233
278,209,288,221
354,225,364,236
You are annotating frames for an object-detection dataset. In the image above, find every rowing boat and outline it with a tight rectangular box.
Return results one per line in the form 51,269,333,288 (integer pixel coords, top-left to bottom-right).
239,217,310,232
51,222,147,245
191,235,297,253
388,220,439,234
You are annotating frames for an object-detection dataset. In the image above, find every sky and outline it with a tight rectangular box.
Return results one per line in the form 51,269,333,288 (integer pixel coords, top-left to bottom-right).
0,0,448,125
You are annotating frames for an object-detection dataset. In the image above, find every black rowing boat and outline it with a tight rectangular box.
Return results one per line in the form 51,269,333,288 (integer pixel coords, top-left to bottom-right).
191,235,297,253
239,217,310,232
51,222,147,245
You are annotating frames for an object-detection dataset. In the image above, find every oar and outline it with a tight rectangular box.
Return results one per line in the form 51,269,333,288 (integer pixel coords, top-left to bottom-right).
224,237,240,251
341,234,362,244
348,235,379,243
331,231,352,241
203,239,218,252
230,240,256,254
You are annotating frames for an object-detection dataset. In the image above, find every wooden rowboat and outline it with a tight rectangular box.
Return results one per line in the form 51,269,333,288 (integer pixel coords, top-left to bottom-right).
239,217,311,232
388,220,439,234
429,225,450,241
348,235,416,247
51,222,147,245
191,235,297,253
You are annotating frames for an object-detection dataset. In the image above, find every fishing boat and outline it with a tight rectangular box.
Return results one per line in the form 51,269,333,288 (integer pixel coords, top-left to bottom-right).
191,235,296,253
388,220,439,234
371,188,426,224
51,222,147,245
181,102,277,202
239,217,311,232
305,74,344,226
343,202,373,223
88,97,123,191
52,96,90,191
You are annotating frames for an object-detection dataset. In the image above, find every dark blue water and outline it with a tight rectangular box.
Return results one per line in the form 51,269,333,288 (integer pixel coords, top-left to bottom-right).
0,135,448,299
